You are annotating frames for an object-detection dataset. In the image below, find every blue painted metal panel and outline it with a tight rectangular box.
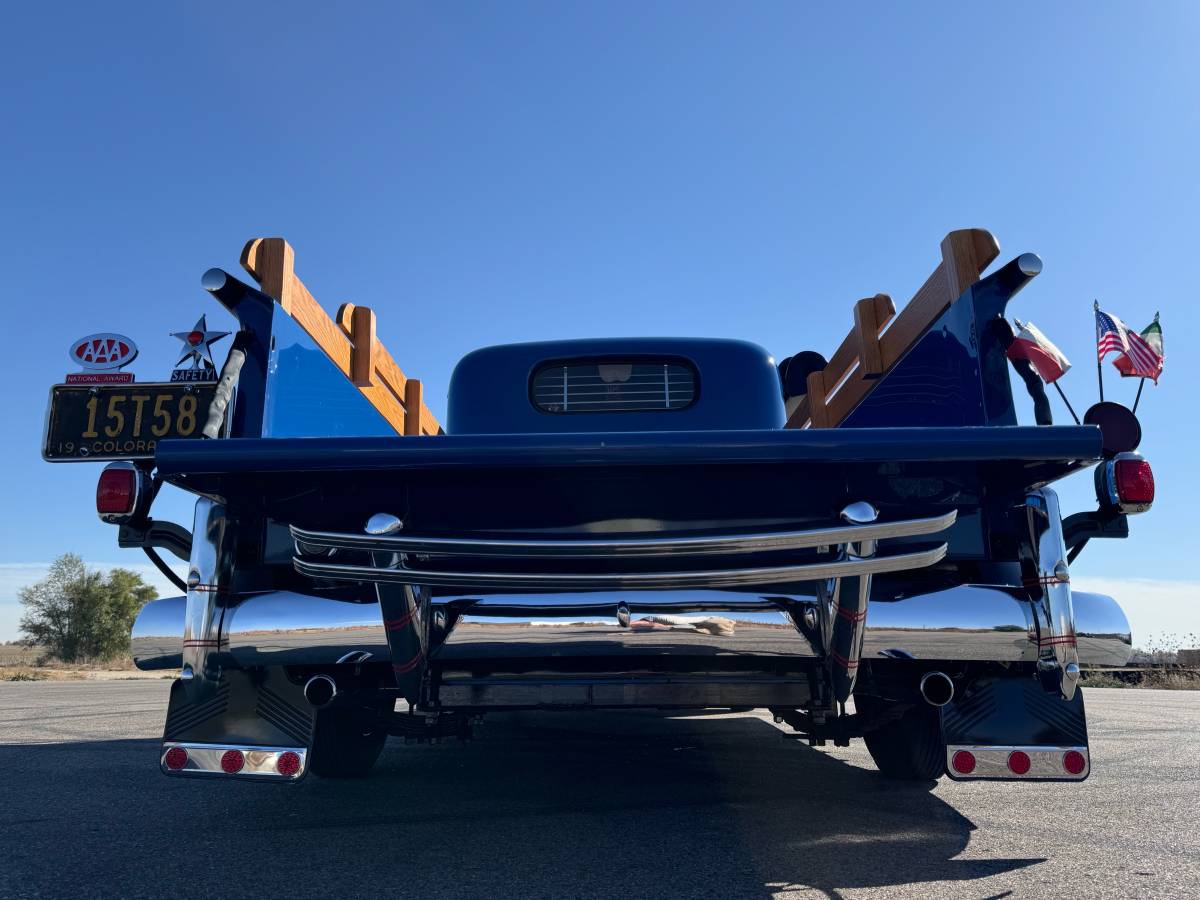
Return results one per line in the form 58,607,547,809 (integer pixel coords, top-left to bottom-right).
843,255,1037,428
201,269,396,439
157,425,1102,476
447,338,784,434
845,294,985,427
263,312,394,438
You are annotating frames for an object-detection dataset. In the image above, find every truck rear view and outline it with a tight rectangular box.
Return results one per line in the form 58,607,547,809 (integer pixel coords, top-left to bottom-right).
48,229,1151,783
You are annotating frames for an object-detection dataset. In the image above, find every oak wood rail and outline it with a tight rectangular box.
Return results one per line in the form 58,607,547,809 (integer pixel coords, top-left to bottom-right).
786,228,1000,429
240,237,443,436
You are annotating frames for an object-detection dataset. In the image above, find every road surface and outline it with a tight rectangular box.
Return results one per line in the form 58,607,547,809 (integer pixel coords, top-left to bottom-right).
0,682,1196,899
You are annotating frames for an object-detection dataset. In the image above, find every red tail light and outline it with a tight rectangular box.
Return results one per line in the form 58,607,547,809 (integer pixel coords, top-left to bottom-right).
163,747,189,771
1062,750,1087,775
276,751,302,776
1115,458,1154,505
1101,453,1154,514
951,750,976,775
220,749,245,774
96,462,147,523
96,467,136,515
1007,750,1032,775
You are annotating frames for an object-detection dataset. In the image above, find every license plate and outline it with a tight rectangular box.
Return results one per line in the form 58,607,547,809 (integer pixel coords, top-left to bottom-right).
42,383,220,461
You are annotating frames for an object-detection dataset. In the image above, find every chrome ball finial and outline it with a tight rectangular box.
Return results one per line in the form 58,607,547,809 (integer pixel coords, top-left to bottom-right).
840,501,878,525
364,513,403,536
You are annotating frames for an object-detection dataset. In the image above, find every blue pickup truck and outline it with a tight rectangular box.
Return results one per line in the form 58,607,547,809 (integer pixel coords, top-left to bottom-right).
54,231,1149,783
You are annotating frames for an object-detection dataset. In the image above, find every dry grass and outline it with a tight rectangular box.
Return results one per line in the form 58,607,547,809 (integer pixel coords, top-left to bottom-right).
1,647,161,681
0,645,47,667
1080,667,1200,690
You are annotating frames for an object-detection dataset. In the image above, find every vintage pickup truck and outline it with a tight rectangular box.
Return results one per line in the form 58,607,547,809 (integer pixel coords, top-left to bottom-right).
48,229,1149,783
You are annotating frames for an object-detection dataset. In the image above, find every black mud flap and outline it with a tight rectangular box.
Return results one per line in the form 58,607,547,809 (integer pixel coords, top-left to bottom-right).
159,668,315,781
940,675,1091,781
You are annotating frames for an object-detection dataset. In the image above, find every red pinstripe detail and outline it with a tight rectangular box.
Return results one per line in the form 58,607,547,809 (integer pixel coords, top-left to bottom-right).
392,650,425,675
383,606,419,631
835,605,867,623
830,650,859,670
1022,575,1066,588
1039,635,1078,647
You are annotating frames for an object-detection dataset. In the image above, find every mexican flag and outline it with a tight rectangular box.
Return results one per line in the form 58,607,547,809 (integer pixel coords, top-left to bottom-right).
1114,314,1164,382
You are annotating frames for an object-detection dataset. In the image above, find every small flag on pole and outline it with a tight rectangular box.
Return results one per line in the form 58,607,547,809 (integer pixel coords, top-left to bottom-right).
1007,320,1071,383
1097,308,1163,383
1113,313,1164,383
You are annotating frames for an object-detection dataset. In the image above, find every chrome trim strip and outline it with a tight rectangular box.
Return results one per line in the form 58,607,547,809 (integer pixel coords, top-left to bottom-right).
292,544,949,590
182,498,233,695
290,510,957,559
1025,489,1081,699
945,744,1089,781
161,741,307,779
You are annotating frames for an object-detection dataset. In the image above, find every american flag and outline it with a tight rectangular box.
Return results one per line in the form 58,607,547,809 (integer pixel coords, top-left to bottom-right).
1096,308,1164,381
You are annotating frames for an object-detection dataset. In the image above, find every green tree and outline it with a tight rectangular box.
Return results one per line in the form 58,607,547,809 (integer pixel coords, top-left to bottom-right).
18,554,156,662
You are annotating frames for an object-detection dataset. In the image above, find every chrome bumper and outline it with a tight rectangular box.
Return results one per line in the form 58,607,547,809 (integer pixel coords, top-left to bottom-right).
132,585,1133,670
288,512,955,591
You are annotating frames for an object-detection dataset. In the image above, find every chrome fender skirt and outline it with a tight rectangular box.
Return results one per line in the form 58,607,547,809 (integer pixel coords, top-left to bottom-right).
131,585,1133,670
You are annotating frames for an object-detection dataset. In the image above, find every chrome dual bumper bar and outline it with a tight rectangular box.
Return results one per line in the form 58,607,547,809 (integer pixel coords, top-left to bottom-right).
289,511,956,591
132,586,1134,670
290,511,957,558
292,545,949,590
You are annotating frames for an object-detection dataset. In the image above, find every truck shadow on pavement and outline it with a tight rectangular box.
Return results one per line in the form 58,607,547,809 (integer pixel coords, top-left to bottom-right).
0,711,1042,899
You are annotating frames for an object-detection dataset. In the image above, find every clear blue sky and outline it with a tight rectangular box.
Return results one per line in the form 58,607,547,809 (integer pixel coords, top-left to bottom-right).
1,3,1196,643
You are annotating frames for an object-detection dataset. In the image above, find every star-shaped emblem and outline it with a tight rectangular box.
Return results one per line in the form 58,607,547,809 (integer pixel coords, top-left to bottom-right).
171,315,231,370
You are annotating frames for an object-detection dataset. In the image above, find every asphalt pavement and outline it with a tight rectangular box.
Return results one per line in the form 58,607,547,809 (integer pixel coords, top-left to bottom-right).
0,682,1197,899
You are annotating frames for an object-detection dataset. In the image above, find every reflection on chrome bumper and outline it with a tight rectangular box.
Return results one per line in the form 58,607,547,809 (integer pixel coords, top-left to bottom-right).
130,584,1134,670
131,595,186,670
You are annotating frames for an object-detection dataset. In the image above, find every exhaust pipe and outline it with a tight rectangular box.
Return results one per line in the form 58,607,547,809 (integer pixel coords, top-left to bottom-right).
303,674,338,708
918,671,955,707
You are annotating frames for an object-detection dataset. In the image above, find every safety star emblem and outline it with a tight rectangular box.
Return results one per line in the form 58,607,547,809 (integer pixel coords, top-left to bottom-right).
171,315,230,371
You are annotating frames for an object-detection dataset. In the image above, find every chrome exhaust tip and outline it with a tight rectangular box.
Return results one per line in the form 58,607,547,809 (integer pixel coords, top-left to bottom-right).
919,671,955,707
303,674,338,708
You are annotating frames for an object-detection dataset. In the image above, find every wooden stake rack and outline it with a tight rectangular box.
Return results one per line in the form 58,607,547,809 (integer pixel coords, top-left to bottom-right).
240,238,442,436
235,229,1000,437
787,228,1001,429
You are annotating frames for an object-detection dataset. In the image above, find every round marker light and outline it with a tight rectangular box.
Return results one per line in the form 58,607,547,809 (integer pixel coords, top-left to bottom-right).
1063,750,1087,775
951,750,976,775
1007,750,1032,776
220,749,245,774
276,751,302,776
164,747,188,771
187,330,204,345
